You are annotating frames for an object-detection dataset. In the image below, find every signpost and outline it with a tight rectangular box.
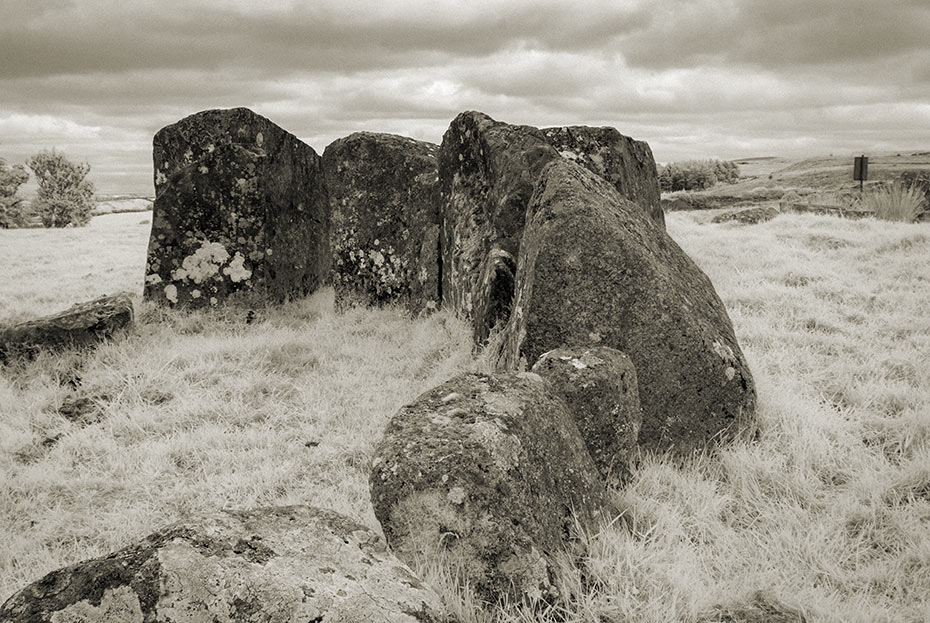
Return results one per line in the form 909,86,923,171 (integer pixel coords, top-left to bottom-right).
853,155,868,192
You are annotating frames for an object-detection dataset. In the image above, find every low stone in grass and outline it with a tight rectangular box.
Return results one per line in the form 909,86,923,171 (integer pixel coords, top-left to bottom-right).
322,132,440,314
711,206,780,225
145,107,329,308
497,159,755,455
438,111,560,344
370,371,614,605
0,293,133,363
696,590,809,623
542,125,664,228
531,347,642,486
0,505,455,623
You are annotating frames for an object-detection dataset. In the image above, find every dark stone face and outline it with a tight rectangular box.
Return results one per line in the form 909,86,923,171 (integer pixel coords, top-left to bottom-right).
498,159,756,455
322,132,441,314
531,347,642,486
437,111,561,344
370,371,613,605
144,107,329,308
542,125,665,228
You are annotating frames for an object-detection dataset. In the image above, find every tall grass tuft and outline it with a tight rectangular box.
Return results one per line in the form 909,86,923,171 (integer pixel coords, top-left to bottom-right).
862,180,926,222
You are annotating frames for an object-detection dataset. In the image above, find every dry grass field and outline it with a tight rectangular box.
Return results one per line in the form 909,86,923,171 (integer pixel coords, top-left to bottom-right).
1,207,929,621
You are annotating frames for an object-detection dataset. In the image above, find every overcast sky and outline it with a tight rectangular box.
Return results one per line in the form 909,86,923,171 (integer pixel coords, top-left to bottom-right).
2,0,928,195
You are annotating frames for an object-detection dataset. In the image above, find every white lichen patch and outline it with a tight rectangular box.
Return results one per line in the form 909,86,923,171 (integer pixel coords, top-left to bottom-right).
712,340,736,362
559,150,580,160
198,165,209,174
164,284,178,304
470,420,521,471
191,289,201,299
145,272,162,285
222,252,252,283
155,170,167,185
447,486,467,505
172,241,230,284
725,366,736,380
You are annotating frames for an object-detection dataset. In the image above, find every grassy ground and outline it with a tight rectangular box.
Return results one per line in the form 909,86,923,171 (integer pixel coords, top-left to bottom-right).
1,211,929,621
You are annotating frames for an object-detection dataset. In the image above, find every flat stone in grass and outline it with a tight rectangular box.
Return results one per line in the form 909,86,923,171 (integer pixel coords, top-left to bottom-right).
542,125,665,228
711,206,781,225
322,132,440,314
0,293,133,363
531,347,642,486
145,107,329,308
0,505,455,623
438,111,560,344
497,159,755,455
370,372,614,605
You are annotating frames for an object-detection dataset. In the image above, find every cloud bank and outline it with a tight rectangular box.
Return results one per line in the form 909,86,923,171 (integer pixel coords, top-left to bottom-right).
1,0,927,194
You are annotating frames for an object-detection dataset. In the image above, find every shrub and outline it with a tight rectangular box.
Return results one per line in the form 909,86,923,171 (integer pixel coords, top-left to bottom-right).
0,157,30,228
27,150,96,228
658,159,740,192
862,180,926,223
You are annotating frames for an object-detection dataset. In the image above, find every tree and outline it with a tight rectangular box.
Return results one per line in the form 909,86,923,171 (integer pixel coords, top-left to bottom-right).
0,157,30,228
27,150,96,228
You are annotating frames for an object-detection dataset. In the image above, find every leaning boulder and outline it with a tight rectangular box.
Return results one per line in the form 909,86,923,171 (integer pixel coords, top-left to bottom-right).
0,505,455,623
0,293,133,363
543,125,664,228
144,107,329,308
497,159,755,455
438,111,561,344
370,372,614,605
531,347,642,485
322,132,440,313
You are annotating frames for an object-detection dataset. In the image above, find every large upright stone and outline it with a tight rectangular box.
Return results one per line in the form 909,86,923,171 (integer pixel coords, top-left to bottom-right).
498,159,755,455
370,372,613,605
322,132,440,314
438,111,560,344
543,125,665,228
144,108,329,308
0,506,455,623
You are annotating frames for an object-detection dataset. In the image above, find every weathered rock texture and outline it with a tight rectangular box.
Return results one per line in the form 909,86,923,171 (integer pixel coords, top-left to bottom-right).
0,505,454,623
542,126,665,228
370,372,614,605
531,347,642,485
144,107,329,308
0,293,133,363
497,159,755,455
322,132,440,313
438,111,560,344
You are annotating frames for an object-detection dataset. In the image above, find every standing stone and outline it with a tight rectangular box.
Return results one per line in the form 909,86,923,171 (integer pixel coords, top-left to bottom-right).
543,125,665,228
497,159,755,455
531,347,642,486
144,107,329,308
0,293,133,363
322,132,440,314
0,506,455,623
438,111,560,344
370,372,614,605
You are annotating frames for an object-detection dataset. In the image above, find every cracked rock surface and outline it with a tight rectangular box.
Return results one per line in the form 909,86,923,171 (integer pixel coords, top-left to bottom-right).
0,505,455,623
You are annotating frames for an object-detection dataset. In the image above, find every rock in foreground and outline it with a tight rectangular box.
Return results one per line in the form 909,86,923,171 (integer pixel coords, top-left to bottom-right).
438,111,560,344
145,107,329,308
498,159,755,454
323,132,440,313
370,372,614,605
0,505,454,623
0,293,133,363
543,125,664,228
532,347,642,485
